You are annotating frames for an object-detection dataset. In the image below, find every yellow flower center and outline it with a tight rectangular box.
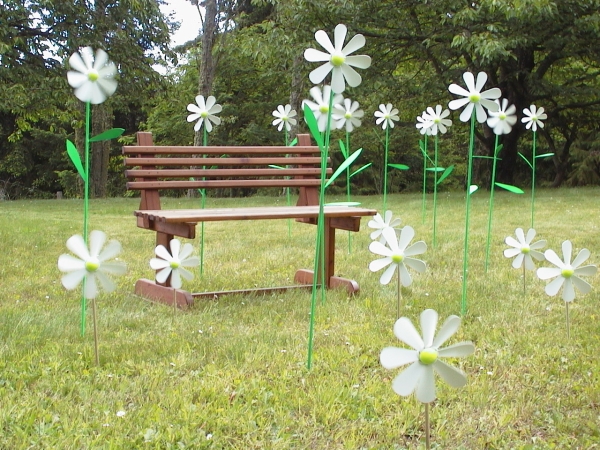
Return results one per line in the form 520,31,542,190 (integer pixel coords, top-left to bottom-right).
531,116,538,122
391,253,404,264
499,112,507,120
319,105,329,114
469,93,481,103
521,246,530,254
85,259,100,272
344,112,352,119
170,261,180,270
419,348,438,365
330,53,346,67
87,70,99,82
433,117,440,124
200,111,209,118
562,268,574,278
384,114,390,120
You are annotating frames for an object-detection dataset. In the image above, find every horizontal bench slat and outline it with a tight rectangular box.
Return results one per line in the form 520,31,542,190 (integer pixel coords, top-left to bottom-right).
123,145,320,155
127,179,324,190
124,157,324,166
126,167,330,178
135,205,376,222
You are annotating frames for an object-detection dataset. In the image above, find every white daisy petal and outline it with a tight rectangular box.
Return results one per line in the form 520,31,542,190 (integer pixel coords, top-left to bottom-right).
504,247,520,258
58,254,86,272
512,253,525,269
398,263,413,287
404,241,427,257
393,317,424,350
574,265,597,276
380,347,418,369
155,267,172,284
433,359,467,388
572,249,591,268
170,270,183,289
562,278,575,302
438,342,475,357
309,63,334,85
369,241,392,258
61,270,87,290
369,256,393,273
154,245,172,262
84,274,99,299
314,30,335,54
415,366,436,403
66,234,91,261
544,249,565,269
432,315,461,348
391,362,425,397
572,276,593,295
95,270,117,294
379,263,398,285
537,267,562,280
545,276,565,296
420,309,438,348
404,257,426,274
98,239,122,262
562,240,572,265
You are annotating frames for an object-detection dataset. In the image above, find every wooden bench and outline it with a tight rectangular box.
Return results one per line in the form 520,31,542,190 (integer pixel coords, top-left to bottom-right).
123,132,377,308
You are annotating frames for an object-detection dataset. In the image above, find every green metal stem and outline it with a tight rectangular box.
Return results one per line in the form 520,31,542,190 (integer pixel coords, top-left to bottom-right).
81,101,91,337
422,134,428,224
383,126,390,212
432,135,439,247
460,113,476,316
531,131,537,228
485,134,500,272
346,132,351,254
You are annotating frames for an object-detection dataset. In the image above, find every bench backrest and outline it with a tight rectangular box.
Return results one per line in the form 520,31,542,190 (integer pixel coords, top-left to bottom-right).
123,132,328,210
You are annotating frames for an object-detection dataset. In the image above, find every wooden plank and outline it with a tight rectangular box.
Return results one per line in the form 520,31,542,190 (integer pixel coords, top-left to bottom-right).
127,179,323,190
124,156,323,166
134,279,194,309
123,145,320,155
133,205,377,223
294,270,360,294
136,132,161,211
191,285,312,300
126,167,329,178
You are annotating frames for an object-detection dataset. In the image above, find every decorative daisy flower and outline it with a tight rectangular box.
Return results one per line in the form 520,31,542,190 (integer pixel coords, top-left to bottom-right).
58,230,126,299
302,85,343,132
369,226,427,286
424,105,452,135
186,95,222,132
150,239,200,289
332,98,364,132
522,105,547,132
304,23,372,94
448,71,501,123
487,98,517,135
67,47,117,104
272,104,297,132
504,228,546,270
367,210,402,243
374,103,399,130
380,308,475,403
415,110,432,135
537,240,597,302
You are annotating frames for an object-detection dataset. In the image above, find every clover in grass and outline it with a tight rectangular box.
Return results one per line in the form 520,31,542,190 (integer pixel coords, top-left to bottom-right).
58,230,126,299
304,23,372,94
504,228,546,270
537,240,597,302
368,211,402,243
150,239,200,289
448,71,501,123
272,104,297,132
380,309,474,403
369,226,427,286
187,95,222,133
374,103,399,130
67,47,117,104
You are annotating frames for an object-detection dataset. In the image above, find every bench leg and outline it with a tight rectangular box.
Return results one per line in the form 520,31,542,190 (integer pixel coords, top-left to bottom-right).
134,279,194,309
294,218,361,294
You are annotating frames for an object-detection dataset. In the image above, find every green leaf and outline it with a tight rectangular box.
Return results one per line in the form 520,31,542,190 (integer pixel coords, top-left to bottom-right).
325,148,362,188
269,164,285,169
535,152,554,159
494,144,504,155
388,163,409,170
495,182,524,194
518,152,533,169
350,162,372,178
288,137,298,147
473,155,496,160
338,139,348,158
89,128,125,143
436,165,454,184
303,104,324,150
426,167,445,172
66,139,86,181
469,185,478,195
325,201,361,206
419,139,427,157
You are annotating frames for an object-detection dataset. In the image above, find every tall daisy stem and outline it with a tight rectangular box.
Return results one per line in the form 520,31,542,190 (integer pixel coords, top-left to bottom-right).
425,402,431,450
460,112,476,315
523,264,526,295
531,131,537,228
383,126,390,212
285,128,291,238
346,132,352,254
199,126,208,276
81,101,91,337
397,273,402,320
432,135,438,246
485,134,500,272
422,134,428,225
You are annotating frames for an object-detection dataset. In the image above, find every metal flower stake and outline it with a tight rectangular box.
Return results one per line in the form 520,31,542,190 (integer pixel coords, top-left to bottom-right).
483,99,524,271
417,106,454,246
332,98,371,253
58,230,126,365
369,226,427,319
303,23,371,368
448,71,501,315
186,95,222,275
150,238,200,314
504,228,546,294
271,104,298,237
536,240,597,338
519,105,552,228
374,103,404,212
380,309,474,450
65,47,123,335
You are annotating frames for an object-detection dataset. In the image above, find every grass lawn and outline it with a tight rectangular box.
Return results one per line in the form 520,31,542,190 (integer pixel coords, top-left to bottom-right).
1,188,600,449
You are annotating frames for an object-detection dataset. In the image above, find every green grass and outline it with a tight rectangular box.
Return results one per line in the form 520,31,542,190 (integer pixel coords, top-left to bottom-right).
1,188,600,449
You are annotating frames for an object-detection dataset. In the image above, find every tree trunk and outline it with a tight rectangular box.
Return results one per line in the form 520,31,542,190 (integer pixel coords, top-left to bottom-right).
91,104,111,198
289,53,305,138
